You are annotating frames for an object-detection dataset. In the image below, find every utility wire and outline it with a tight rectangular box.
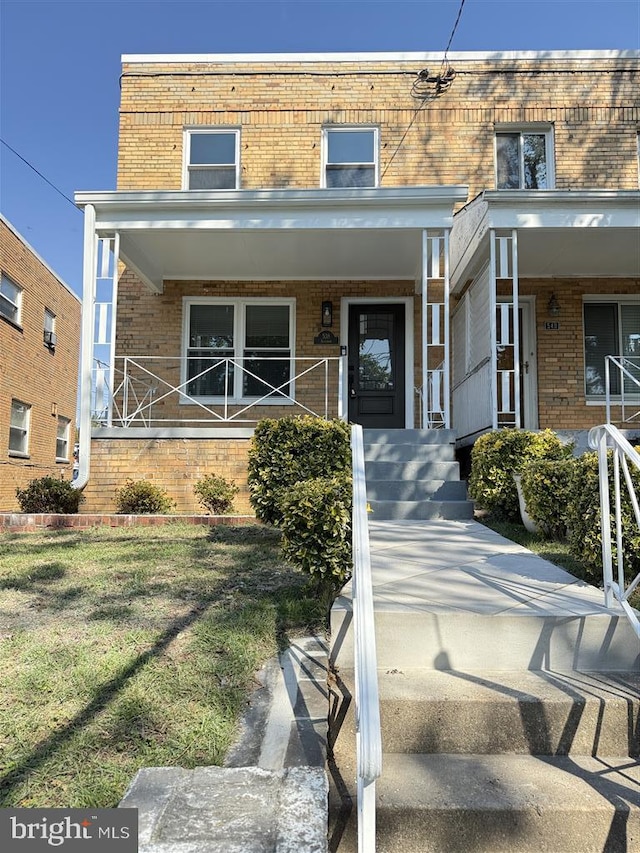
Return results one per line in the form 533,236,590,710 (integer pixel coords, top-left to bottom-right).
1,137,79,211
381,0,467,179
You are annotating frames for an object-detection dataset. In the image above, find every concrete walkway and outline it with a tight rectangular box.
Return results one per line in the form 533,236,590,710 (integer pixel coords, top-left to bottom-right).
121,519,639,851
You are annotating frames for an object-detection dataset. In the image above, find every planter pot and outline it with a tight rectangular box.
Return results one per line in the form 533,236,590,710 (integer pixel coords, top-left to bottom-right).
513,474,539,534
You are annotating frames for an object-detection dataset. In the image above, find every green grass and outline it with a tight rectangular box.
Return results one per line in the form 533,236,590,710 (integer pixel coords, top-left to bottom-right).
0,523,328,808
478,516,640,609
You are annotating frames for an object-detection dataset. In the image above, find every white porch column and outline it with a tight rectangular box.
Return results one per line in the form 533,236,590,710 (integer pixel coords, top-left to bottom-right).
489,230,498,430
74,205,97,490
490,229,520,430
421,229,429,429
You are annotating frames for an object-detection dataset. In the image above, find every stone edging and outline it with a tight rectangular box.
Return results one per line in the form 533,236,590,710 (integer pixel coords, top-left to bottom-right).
0,513,257,532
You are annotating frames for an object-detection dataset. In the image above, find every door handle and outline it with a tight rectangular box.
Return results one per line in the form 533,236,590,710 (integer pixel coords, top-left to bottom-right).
349,383,357,398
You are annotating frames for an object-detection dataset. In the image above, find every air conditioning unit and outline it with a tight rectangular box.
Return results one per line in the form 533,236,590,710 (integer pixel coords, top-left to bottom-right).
44,330,57,348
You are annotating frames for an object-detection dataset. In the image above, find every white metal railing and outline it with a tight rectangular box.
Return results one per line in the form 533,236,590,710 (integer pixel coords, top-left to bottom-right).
415,362,448,429
605,355,640,426
91,359,156,426
350,424,382,852
588,423,640,638
94,355,345,426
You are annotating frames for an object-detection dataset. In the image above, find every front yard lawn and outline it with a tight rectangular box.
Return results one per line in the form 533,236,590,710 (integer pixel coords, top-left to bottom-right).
0,523,326,808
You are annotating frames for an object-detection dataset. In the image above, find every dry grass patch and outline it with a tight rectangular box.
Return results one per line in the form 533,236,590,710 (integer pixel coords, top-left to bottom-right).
0,523,327,808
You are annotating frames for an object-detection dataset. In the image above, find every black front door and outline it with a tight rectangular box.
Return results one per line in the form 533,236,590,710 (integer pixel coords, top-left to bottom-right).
348,303,406,428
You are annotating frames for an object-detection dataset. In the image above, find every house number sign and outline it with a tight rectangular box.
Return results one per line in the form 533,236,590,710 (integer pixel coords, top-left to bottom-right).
543,322,560,331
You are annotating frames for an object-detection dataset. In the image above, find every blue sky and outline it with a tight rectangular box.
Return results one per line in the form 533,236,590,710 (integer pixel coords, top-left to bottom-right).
1,0,639,298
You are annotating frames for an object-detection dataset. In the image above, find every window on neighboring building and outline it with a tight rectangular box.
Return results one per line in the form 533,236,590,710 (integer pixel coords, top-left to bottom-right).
495,127,554,189
184,129,240,190
1,274,22,325
584,300,640,397
323,127,378,188
184,299,294,400
56,416,71,461
9,399,30,456
44,308,56,349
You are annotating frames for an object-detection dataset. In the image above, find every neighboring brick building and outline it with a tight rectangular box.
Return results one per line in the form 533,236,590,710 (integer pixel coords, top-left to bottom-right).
75,50,639,512
0,215,81,509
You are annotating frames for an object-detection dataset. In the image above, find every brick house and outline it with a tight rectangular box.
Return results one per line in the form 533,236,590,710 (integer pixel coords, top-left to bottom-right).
1,216,81,509
74,50,640,513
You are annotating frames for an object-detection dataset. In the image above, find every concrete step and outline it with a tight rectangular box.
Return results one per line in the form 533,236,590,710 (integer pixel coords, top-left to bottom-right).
365,479,468,501
367,499,474,521
364,460,460,481
370,754,640,853
363,443,455,463
337,668,640,757
330,609,640,673
363,428,457,445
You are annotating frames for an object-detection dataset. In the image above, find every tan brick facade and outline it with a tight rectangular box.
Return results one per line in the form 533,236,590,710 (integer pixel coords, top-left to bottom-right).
117,55,640,195
0,218,81,510
79,52,639,510
83,437,252,514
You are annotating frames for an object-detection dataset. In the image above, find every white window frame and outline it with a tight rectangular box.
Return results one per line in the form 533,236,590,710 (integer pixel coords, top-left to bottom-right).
1,273,23,326
44,308,57,349
494,124,555,190
9,399,30,457
56,415,71,462
181,297,296,404
583,295,640,402
182,128,241,190
321,126,379,188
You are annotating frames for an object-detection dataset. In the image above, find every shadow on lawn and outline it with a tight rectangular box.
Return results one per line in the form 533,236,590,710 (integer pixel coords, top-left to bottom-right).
0,603,207,803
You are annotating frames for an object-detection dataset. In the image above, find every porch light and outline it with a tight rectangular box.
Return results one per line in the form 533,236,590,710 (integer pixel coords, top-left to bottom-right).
322,301,333,327
547,293,561,316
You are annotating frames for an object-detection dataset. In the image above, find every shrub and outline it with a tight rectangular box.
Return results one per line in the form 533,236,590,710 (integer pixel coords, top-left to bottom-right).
565,450,640,586
247,416,351,526
16,477,84,514
115,479,175,514
519,459,576,540
193,474,239,515
468,429,572,522
279,474,352,585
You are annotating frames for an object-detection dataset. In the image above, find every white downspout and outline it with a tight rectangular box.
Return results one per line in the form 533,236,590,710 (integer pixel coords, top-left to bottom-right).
73,204,97,490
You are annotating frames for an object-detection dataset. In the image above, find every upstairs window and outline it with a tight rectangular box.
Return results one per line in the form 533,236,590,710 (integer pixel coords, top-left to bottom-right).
323,127,378,188
495,127,554,189
1,273,22,325
9,399,30,456
44,308,56,349
56,416,71,461
184,129,240,190
584,300,640,397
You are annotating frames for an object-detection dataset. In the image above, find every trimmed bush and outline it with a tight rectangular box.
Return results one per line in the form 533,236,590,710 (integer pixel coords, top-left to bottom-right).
519,459,576,540
565,450,640,586
16,477,84,514
193,474,239,515
468,429,572,522
279,475,352,584
247,416,351,526
115,479,175,515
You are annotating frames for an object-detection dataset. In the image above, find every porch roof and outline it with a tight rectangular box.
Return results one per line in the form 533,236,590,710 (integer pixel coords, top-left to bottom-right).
450,189,640,292
75,186,468,293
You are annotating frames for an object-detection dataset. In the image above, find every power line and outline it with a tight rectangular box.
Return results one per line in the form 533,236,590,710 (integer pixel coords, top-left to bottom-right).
1,138,79,211
381,0,467,179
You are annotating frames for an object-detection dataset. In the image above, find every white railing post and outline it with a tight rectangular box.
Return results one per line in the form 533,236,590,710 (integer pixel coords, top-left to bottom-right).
589,424,640,635
351,424,382,852
595,427,614,608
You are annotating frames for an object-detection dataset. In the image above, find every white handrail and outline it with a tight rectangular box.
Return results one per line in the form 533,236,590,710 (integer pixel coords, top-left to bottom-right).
588,423,640,638
351,424,382,852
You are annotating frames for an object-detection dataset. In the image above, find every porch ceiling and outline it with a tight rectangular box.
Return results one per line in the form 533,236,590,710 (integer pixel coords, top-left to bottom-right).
76,186,468,291
450,190,640,291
